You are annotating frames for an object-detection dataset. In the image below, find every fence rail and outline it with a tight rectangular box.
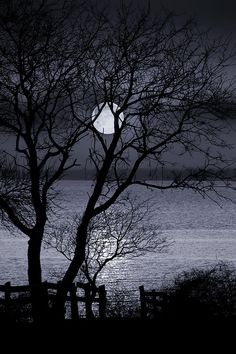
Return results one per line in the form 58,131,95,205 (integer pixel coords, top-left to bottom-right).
0,281,106,320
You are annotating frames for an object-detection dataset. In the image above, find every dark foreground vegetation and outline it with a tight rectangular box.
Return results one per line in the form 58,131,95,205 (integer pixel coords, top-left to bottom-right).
1,266,236,350
1,263,236,325
156,263,236,320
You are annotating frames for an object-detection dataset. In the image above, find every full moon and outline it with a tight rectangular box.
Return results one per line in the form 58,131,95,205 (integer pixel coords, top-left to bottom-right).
92,102,124,134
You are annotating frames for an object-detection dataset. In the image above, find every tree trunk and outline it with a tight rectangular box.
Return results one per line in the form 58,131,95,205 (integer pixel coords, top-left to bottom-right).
28,236,48,322
52,227,87,321
53,251,85,321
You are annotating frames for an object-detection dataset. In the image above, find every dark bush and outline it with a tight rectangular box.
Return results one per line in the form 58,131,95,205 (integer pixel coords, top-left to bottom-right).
160,263,236,319
106,288,140,318
0,295,32,323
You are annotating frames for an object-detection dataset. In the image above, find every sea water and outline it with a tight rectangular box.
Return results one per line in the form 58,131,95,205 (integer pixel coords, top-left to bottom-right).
0,180,236,294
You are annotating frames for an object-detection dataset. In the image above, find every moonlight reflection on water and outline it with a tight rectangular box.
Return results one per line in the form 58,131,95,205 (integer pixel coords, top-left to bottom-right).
0,180,236,292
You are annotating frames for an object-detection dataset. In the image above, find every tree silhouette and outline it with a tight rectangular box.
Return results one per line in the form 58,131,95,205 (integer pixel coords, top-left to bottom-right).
0,0,103,321
52,2,236,318
0,0,235,322
46,196,169,316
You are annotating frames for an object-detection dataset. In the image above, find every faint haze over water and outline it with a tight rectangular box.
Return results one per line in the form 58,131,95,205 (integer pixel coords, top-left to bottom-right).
2,116,236,179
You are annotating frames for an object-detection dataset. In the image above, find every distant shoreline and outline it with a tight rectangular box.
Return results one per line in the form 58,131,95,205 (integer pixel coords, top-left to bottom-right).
61,168,236,181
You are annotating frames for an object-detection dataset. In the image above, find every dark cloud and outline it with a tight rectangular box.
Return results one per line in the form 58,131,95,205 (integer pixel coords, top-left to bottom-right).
104,0,236,32
156,0,236,31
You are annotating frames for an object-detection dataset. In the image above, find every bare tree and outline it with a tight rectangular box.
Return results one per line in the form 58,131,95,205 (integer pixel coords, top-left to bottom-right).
52,2,236,317
46,196,168,285
46,196,169,317
0,0,235,322
0,0,104,320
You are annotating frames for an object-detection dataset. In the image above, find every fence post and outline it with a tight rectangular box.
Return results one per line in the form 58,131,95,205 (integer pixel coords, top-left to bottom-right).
139,285,147,319
84,284,93,319
56,281,66,320
98,285,106,319
42,281,49,318
70,283,79,321
152,289,157,314
4,281,11,319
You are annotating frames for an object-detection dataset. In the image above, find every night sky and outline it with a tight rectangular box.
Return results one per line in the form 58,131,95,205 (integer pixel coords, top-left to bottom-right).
1,0,236,177
104,0,236,55
66,0,236,177
71,0,236,176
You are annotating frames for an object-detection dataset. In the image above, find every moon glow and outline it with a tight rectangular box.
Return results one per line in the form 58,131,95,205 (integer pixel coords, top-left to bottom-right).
92,102,124,134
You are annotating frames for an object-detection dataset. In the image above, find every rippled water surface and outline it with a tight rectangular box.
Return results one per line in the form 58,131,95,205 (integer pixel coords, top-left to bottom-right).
1,180,236,292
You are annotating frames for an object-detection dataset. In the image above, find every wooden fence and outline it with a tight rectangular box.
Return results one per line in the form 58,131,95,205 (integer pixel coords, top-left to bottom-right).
0,281,106,320
139,285,168,319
